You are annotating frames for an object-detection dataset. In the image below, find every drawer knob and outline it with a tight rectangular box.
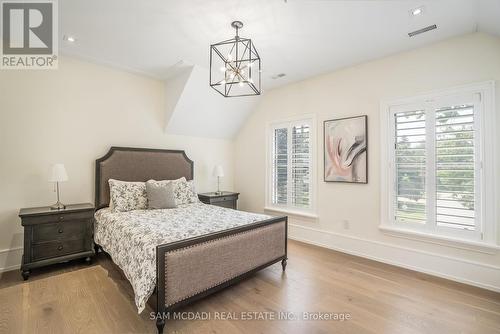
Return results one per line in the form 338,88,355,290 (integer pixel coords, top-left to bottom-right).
58,228,64,233
57,245,63,251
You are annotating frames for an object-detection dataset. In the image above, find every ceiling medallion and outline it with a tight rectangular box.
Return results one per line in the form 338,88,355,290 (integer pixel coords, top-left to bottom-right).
210,21,261,97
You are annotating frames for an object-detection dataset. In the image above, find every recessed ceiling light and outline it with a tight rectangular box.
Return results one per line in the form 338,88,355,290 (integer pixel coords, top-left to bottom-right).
271,73,286,80
63,35,76,43
410,6,424,17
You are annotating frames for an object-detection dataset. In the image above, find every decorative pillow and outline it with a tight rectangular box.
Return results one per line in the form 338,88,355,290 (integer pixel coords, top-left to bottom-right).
173,179,199,205
186,180,199,203
146,180,177,209
108,179,147,212
147,177,183,190
148,177,198,205
147,178,180,186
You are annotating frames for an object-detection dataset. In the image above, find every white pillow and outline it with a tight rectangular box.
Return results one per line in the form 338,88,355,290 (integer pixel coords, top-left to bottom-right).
108,179,147,212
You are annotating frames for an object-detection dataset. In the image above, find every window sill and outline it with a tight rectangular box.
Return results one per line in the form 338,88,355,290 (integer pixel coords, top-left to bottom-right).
264,207,318,219
379,225,500,255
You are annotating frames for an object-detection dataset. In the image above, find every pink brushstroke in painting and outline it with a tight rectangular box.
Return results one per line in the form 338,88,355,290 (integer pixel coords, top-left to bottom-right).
325,117,366,182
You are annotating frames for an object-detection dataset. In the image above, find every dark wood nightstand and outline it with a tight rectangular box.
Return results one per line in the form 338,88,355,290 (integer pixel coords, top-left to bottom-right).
18,203,95,280
198,192,239,210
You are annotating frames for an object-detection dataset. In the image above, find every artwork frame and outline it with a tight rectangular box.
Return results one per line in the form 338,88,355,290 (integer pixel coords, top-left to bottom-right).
324,115,368,183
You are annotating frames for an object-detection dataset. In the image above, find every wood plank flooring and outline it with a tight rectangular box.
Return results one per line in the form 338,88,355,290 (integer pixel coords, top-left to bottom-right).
0,240,499,334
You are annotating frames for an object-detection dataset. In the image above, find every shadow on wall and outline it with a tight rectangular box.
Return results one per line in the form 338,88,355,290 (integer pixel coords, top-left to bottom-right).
1,210,23,273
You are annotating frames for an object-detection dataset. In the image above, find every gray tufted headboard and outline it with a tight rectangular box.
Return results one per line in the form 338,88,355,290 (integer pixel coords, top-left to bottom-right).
95,147,194,210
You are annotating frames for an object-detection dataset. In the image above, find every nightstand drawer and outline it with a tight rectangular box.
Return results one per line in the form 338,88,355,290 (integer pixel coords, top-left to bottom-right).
32,219,89,243
213,200,236,209
198,192,239,210
32,239,86,261
22,211,93,225
211,196,235,203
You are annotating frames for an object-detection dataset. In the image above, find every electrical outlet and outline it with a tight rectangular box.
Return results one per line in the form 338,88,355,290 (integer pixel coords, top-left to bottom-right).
342,220,350,230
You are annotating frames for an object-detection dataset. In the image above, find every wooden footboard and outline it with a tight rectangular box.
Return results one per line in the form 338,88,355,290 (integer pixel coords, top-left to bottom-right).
154,216,287,333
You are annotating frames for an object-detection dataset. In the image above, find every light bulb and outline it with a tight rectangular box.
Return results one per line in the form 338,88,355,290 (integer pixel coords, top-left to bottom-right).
412,8,422,16
239,81,244,87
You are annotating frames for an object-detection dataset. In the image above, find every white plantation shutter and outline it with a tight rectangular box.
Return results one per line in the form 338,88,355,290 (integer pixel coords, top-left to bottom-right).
272,127,288,205
394,110,427,225
270,119,313,210
291,124,311,207
435,104,477,231
388,90,486,241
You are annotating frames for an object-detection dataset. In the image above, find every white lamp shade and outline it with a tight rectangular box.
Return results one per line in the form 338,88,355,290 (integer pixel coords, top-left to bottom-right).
49,164,68,182
212,165,224,177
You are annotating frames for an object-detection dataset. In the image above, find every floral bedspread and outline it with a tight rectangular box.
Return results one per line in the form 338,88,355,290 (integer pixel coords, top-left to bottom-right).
94,203,271,313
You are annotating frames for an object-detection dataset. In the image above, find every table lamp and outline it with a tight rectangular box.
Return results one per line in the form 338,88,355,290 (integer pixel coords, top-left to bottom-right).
212,165,224,195
49,163,68,210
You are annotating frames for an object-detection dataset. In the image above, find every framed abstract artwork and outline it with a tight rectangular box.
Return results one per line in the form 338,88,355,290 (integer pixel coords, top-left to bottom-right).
324,115,368,183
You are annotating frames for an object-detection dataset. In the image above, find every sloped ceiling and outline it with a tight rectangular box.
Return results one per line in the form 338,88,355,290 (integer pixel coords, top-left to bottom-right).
58,0,500,139
165,65,259,139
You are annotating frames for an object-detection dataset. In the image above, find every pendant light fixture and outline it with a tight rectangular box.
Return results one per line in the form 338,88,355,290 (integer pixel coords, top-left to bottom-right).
209,21,261,97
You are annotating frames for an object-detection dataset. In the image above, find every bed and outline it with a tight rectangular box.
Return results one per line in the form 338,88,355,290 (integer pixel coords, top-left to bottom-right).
93,147,288,333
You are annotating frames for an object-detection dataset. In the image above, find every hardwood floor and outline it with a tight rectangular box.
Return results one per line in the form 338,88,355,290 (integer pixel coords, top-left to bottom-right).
0,240,499,334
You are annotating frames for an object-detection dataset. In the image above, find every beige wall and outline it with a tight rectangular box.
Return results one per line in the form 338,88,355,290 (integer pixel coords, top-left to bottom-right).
235,33,500,289
0,56,234,270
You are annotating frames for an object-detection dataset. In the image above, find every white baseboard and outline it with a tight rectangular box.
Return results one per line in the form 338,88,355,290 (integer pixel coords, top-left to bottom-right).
0,247,23,273
288,224,500,293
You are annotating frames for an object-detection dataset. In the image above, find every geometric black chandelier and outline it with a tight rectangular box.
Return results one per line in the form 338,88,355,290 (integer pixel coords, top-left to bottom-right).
209,21,261,97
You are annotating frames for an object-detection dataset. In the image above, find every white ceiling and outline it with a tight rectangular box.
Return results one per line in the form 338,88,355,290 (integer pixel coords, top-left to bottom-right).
59,0,500,139
60,0,500,89
478,0,500,36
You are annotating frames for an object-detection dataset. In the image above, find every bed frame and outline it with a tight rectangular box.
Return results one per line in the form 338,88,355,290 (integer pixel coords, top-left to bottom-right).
94,147,288,334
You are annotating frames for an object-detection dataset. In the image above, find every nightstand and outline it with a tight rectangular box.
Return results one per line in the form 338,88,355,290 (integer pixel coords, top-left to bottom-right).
18,203,95,280
198,192,239,210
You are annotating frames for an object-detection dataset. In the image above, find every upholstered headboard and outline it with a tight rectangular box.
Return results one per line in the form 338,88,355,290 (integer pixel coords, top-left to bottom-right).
95,147,194,209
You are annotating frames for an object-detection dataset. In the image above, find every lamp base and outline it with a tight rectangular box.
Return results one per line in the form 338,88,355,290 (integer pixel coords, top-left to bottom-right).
50,201,66,210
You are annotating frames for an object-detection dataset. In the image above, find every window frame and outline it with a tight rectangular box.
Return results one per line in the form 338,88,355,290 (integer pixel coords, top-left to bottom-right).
266,114,317,217
380,81,497,247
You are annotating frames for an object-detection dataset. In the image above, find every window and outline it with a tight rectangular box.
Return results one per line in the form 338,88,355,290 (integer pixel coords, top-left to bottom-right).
381,82,496,245
268,117,315,214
